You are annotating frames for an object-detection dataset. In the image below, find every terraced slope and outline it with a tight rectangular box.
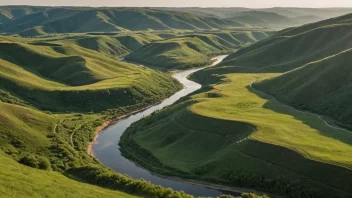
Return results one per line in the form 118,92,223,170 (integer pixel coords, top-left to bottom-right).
221,14,352,72
0,6,244,36
126,31,270,70
0,35,182,112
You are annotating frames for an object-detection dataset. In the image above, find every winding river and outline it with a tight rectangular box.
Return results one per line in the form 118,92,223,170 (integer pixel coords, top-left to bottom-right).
92,55,239,197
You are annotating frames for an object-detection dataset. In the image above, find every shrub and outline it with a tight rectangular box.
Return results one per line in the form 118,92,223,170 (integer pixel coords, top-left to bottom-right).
37,156,52,170
19,155,39,168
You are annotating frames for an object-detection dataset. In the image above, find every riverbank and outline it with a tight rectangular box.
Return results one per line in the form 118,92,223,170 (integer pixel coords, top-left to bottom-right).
88,104,155,156
91,55,235,197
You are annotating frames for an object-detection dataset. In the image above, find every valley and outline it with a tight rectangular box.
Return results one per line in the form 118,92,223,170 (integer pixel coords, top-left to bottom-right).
1,4,352,198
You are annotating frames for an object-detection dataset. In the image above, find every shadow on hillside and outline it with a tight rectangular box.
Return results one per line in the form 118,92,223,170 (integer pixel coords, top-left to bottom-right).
248,86,352,147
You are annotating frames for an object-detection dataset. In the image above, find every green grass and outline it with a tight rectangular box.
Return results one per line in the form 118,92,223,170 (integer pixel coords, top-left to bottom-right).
0,151,137,198
254,49,352,127
125,31,270,70
0,35,182,112
120,67,352,197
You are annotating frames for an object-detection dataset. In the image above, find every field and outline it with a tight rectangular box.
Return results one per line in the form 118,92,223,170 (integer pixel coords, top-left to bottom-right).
120,65,352,197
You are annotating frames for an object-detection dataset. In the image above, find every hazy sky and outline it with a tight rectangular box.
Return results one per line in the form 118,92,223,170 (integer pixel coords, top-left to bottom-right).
1,0,352,8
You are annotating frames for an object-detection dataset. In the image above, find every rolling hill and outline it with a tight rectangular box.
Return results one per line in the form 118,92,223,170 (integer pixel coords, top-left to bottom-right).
220,13,352,72
254,49,352,127
0,35,182,112
0,6,244,36
125,31,271,70
229,11,299,27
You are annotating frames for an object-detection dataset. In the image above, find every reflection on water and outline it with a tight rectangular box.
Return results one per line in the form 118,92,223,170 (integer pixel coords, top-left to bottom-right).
92,55,238,197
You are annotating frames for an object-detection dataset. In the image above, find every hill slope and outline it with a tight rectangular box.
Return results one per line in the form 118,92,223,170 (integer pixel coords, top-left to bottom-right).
0,151,136,198
221,14,352,72
254,49,352,127
126,31,270,70
0,35,182,112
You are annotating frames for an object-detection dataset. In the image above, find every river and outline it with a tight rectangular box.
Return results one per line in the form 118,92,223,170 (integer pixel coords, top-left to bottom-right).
92,55,240,197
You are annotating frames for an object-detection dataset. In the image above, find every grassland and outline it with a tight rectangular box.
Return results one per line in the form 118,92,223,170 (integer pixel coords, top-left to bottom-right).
120,64,352,197
0,151,137,198
126,31,271,70
0,34,182,112
220,13,352,71
254,49,352,127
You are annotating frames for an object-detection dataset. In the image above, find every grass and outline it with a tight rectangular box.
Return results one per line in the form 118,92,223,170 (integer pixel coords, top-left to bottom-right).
254,49,352,127
120,67,352,197
0,35,182,112
220,14,352,73
125,31,270,70
0,151,137,198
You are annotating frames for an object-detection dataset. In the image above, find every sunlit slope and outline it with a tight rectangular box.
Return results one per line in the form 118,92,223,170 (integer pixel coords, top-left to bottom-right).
254,49,352,126
221,14,352,72
0,151,136,198
0,6,244,36
126,31,270,70
0,36,182,112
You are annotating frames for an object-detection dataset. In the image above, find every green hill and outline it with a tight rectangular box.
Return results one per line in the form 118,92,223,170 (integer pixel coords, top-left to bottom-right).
0,35,182,112
221,14,352,72
120,65,352,198
0,6,244,36
126,31,270,70
254,49,352,127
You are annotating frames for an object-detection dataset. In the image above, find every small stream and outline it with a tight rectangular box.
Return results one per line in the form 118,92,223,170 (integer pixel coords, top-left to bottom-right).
92,55,240,197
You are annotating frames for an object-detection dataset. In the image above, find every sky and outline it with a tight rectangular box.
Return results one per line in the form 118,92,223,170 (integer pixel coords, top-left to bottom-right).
1,0,352,8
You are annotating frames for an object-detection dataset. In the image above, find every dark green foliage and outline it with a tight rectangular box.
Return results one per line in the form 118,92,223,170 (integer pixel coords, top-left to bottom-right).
68,165,193,198
19,155,51,170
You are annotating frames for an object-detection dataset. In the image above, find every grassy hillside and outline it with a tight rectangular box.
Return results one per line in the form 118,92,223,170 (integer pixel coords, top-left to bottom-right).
0,151,137,198
221,14,352,72
126,31,270,70
254,49,352,127
0,35,182,112
120,64,352,197
0,6,244,36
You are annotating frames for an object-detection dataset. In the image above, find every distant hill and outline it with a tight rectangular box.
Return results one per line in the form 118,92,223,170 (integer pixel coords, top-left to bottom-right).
229,15,270,27
229,11,298,27
0,6,244,36
221,13,352,72
125,31,270,69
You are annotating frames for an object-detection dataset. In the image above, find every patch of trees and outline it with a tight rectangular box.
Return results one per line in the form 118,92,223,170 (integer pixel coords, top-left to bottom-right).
68,165,193,198
223,170,316,198
19,154,52,170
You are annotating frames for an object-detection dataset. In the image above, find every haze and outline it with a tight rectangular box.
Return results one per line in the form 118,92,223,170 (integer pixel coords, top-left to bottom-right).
1,0,352,8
